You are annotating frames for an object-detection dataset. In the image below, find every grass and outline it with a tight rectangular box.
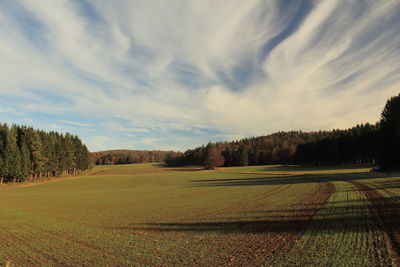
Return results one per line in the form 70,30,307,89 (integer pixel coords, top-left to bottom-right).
268,181,395,266
0,164,399,266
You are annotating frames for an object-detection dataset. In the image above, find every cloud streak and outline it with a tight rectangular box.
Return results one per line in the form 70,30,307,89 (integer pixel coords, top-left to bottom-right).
0,0,399,151
59,120,91,127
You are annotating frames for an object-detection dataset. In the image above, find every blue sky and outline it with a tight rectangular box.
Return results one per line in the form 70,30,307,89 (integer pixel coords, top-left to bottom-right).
0,0,399,152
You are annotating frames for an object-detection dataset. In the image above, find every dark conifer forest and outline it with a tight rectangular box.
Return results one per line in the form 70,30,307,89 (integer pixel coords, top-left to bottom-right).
165,125,379,168
0,124,91,183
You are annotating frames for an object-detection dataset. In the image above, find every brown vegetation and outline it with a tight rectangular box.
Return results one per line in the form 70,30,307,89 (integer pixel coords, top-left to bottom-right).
91,149,181,165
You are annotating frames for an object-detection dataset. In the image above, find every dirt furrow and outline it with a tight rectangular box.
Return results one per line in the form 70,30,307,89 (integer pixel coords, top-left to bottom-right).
221,182,335,266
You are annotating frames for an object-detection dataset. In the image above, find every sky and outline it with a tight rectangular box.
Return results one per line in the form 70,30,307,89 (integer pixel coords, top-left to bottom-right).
0,0,399,152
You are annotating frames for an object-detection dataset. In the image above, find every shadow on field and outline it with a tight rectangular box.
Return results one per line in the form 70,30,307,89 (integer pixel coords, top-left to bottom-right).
165,167,204,172
114,195,400,234
255,165,372,172
189,172,400,187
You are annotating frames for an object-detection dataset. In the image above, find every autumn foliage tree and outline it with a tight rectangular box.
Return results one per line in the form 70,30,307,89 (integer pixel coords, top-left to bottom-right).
203,143,225,170
92,150,178,165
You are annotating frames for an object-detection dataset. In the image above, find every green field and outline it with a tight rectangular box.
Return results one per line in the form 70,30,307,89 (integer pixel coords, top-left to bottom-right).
1,164,400,266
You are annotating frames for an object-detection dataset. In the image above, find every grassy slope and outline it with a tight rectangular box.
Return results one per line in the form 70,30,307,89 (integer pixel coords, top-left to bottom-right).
0,164,399,266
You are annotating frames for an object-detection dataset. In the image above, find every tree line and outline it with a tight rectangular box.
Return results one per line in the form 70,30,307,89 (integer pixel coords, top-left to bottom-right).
92,150,181,165
166,94,400,171
165,127,378,168
295,123,379,166
0,124,91,183
166,131,310,167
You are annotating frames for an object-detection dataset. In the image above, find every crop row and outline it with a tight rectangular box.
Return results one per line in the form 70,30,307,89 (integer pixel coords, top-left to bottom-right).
268,181,396,266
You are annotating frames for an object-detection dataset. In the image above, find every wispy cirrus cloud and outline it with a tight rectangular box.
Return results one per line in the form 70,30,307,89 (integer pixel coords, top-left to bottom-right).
0,0,398,151
59,120,91,127
140,138,159,145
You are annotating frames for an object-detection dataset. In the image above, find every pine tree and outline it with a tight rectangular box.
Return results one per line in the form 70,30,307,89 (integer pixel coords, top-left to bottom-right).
73,136,90,174
63,133,76,175
238,145,249,166
4,125,22,182
379,94,400,170
42,132,57,177
0,124,8,183
16,126,31,181
0,122,91,183
28,129,46,179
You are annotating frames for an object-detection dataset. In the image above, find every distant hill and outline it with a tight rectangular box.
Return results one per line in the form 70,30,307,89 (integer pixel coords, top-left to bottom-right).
91,149,181,165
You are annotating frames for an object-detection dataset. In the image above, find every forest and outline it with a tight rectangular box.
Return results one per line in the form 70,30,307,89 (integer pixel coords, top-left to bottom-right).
92,149,181,165
0,124,91,183
166,94,400,171
165,125,379,167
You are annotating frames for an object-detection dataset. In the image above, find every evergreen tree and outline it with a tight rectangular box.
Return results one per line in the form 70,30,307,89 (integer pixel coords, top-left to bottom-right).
4,125,22,182
63,133,76,174
16,126,31,181
0,123,91,183
73,136,90,172
28,129,46,179
249,147,261,165
238,145,249,166
43,132,57,177
165,151,176,166
379,94,400,170
0,124,8,183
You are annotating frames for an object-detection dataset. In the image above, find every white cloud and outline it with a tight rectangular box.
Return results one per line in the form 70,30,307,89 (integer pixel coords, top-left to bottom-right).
86,136,113,152
140,138,158,145
0,106,25,116
112,127,150,133
46,123,61,131
0,0,399,150
102,122,150,133
59,120,91,127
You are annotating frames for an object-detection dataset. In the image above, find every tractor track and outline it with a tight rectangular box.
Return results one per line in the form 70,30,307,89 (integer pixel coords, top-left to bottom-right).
214,182,335,266
351,181,400,266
